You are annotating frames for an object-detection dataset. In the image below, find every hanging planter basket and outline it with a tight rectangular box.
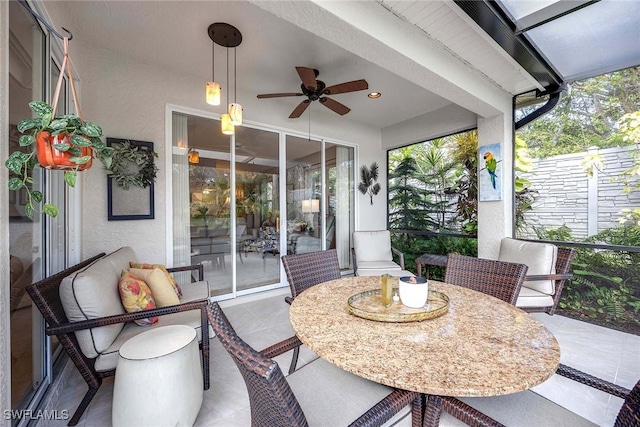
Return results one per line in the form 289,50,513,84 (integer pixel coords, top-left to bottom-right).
36,131,93,171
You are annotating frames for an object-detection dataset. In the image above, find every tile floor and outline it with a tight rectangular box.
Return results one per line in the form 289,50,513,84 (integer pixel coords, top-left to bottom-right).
39,288,639,427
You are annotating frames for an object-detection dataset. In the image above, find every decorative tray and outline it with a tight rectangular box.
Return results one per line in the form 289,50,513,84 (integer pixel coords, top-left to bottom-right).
347,288,449,322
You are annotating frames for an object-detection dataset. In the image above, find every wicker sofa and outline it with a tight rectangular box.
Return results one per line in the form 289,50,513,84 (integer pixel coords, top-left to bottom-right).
26,246,211,426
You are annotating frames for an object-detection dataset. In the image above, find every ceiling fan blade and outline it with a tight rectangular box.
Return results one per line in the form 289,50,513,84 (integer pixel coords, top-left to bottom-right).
289,99,311,118
296,66,317,90
257,92,303,99
324,79,369,95
319,97,350,115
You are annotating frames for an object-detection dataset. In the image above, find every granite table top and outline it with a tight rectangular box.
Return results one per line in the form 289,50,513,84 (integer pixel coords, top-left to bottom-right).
289,276,560,397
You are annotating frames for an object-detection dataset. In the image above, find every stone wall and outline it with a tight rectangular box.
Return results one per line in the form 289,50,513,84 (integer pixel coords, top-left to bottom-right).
519,145,640,239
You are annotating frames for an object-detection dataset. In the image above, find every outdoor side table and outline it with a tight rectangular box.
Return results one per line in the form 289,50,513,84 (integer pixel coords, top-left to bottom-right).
112,325,203,427
415,254,447,279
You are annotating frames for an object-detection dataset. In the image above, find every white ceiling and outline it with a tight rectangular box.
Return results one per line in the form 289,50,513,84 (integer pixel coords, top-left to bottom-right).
49,0,539,132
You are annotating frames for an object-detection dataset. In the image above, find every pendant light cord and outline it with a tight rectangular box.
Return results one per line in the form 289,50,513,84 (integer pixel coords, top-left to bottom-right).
234,47,237,104
212,36,215,82
226,47,230,105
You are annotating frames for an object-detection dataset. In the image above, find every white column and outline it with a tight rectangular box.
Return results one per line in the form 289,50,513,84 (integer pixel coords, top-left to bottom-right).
477,112,514,259
335,146,352,267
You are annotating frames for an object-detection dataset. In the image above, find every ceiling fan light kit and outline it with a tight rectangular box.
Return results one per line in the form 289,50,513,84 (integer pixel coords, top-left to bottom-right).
207,22,243,134
257,66,369,118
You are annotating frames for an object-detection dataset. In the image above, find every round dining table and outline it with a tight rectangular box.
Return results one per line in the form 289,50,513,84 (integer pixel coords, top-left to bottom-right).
289,276,560,424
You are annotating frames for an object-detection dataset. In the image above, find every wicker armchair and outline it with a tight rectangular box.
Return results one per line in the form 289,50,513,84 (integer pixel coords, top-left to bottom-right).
430,364,638,427
444,253,528,305
207,302,420,427
26,253,210,426
497,238,575,314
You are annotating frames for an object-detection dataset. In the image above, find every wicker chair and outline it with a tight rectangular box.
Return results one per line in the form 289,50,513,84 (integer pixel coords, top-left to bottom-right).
498,238,575,315
281,249,341,305
26,253,210,426
428,364,639,427
207,302,420,427
444,253,528,305
281,249,341,373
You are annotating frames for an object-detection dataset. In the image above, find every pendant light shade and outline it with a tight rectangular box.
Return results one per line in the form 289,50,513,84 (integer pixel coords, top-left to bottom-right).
228,103,243,126
206,82,221,106
188,149,200,164
221,113,235,135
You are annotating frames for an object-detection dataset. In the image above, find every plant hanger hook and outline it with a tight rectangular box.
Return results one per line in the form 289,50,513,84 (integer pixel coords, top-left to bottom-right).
17,0,73,40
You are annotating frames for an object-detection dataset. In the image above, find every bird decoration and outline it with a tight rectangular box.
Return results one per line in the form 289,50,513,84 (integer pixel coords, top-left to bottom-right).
483,152,497,189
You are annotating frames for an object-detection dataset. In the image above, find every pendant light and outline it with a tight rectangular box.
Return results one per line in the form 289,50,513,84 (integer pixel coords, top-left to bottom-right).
208,23,242,134
228,46,242,126
205,37,220,105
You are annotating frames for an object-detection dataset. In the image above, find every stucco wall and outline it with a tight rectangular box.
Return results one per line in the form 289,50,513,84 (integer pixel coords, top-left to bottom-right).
64,37,386,262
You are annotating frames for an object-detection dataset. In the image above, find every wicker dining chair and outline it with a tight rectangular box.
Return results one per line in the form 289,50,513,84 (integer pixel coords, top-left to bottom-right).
430,364,639,427
444,253,528,305
281,249,342,304
280,249,342,373
207,302,420,427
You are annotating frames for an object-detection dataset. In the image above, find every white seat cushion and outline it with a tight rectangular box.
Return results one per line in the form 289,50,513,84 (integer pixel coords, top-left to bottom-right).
356,260,402,271
357,269,413,277
498,238,557,295
516,286,554,308
354,230,394,262
287,357,410,426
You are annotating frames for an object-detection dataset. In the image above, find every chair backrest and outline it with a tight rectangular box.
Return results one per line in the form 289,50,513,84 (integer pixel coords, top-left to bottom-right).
281,249,341,299
353,230,393,262
444,253,528,305
616,379,640,427
498,237,558,294
207,303,308,427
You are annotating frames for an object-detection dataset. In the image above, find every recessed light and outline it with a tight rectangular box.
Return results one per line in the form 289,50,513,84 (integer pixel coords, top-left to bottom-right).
368,92,381,99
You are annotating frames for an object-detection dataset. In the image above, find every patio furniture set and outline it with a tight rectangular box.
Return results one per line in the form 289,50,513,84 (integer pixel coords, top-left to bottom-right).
25,236,638,426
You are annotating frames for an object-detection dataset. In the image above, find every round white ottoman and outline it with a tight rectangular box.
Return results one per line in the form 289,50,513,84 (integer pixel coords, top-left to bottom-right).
112,325,203,427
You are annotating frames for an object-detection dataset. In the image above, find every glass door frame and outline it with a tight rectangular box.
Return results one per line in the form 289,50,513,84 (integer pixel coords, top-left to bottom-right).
165,104,357,299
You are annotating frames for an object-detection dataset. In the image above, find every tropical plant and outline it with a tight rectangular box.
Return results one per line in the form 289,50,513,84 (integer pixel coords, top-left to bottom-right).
5,101,112,219
358,162,381,205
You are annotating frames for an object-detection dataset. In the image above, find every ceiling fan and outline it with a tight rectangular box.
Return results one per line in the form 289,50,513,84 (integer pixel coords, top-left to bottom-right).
257,66,369,118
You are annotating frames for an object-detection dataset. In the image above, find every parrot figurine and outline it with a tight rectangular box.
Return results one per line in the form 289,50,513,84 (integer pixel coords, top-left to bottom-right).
484,151,497,189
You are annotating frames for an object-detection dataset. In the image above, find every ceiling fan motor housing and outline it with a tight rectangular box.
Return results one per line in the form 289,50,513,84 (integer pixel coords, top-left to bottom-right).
301,80,326,101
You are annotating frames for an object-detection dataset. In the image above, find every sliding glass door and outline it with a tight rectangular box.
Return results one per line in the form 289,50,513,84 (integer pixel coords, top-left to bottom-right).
170,109,355,299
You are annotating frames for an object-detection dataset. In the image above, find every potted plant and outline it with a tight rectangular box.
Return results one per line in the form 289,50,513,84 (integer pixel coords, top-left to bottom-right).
5,101,112,219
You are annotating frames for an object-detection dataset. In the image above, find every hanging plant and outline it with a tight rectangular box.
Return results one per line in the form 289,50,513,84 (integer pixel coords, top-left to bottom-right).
106,140,158,190
5,101,112,219
358,162,381,205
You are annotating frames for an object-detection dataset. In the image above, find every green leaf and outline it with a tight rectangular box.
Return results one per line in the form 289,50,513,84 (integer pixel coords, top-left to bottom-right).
70,135,91,147
53,143,71,152
64,171,77,187
43,203,59,218
58,115,82,128
5,152,28,174
91,139,107,150
49,119,69,130
71,155,92,165
31,191,43,203
19,135,35,146
68,147,82,156
17,118,41,133
8,178,22,190
29,101,53,117
25,203,34,220
41,112,52,129
81,122,103,137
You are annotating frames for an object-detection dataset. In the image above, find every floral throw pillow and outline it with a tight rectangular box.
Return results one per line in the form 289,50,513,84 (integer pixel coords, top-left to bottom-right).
129,262,183,297
118,270,158,326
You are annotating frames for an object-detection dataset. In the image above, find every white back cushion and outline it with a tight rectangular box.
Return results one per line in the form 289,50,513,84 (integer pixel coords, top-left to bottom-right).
354,231,393,262
60,247,136,358
498,238,557,295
